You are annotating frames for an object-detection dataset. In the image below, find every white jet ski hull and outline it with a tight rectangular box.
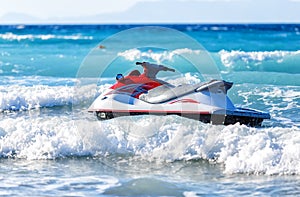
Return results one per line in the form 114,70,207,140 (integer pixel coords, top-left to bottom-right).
88,80,270,126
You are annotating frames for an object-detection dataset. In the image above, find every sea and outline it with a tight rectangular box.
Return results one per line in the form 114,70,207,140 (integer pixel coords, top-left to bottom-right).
0,24,299,196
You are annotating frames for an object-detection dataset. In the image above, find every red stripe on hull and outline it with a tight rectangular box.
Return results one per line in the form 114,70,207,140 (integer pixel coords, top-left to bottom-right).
168,99,200,104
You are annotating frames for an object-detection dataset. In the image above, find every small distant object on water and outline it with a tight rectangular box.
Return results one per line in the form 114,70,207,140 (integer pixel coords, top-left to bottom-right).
99,45,106,49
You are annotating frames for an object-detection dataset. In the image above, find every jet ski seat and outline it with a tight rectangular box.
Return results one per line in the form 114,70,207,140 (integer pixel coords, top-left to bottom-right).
139,80,233,104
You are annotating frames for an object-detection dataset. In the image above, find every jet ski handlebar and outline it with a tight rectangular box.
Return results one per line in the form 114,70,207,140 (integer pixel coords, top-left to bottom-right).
135,62,175,72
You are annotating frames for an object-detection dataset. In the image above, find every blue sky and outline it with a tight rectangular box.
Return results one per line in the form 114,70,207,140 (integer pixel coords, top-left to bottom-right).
0,0,300,24
0,0,142,18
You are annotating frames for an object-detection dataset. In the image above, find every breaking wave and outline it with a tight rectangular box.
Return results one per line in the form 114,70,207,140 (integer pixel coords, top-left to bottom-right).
118,48,202,64
219,50,300,73
0,83,97,111
0,115,299,175
117,48,300,74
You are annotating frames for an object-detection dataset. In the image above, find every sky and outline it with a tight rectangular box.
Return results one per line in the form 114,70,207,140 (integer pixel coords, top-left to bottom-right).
0,0,146,19
0,0,300,24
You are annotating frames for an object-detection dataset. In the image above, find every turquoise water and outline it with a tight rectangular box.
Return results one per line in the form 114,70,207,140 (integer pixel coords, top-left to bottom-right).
0,24,300,196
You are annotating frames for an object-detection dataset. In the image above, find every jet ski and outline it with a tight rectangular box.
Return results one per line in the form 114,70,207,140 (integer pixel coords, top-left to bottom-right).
88,62,270,126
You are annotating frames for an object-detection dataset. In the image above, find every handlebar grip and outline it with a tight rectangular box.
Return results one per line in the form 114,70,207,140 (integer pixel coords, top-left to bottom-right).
136,62,143,65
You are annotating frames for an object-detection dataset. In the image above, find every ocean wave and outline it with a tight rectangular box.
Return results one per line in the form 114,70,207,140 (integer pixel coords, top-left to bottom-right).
0,115,299,175
0,74,203,112
219,50,300,73
0,84,96,111
118,48,300,74
229,84,300,127
0,76,77,86
216,124,300,175
0,32,93,41
117,48,201,64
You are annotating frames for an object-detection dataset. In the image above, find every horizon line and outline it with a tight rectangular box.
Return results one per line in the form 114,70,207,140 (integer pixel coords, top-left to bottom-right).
1,22,300,26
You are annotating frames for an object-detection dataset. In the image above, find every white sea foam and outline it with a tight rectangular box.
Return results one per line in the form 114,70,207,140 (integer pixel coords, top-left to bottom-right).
0,74,298,175
118,48,201,64
234,84,300,127
0,84,97,111
164,73,202,86
236,85,300,106
219,50,300,67
218,124,300,175
0,51,10,57
0,115,299,175
0,32,93,41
